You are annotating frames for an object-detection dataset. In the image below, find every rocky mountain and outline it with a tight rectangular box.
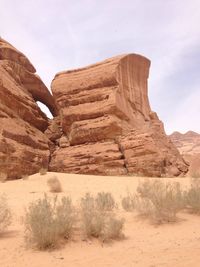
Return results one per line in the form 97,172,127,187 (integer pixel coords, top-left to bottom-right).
0,39,189,179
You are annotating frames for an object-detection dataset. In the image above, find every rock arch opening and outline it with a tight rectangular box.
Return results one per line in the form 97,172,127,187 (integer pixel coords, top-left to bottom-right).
37,101,53,119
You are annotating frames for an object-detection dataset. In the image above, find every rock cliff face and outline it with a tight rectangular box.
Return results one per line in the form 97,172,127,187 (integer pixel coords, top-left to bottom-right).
50,54,188,177
0,38,188,179
170,131,200,175
0,38,56,179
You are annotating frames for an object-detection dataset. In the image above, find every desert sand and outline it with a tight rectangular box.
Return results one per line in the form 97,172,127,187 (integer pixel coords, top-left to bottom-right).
0,172,200,267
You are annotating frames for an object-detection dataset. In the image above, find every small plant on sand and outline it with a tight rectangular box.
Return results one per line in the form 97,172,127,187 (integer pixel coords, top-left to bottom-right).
0,172,7,183
22,175,29,180
184,179,200,214
121,192,135,211
47,176,62,193
39,168,47,175
102,215,125,241
95,192,116,211
24,194,75,249
190,171,200,178
135,180,184,223
80,193,124,241
0,194,12,233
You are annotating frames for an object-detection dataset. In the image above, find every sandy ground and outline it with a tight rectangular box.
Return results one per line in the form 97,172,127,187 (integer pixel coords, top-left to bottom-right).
0,172,200,267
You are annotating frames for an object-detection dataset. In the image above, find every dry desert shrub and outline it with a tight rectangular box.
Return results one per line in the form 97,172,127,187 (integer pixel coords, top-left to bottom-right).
102,216,125,241
184,179,200,214
80,193,104,238
0,172,7,183
47,176,62,193
80,193,124,241
22,175,29,180
135,180,184,223
190,171,200,178
95,192,116,211
0,194,12,233
39,168,47,175
121,192,135,211
24,194,75,249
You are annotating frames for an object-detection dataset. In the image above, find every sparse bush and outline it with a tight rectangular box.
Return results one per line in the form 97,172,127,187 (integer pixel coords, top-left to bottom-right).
190,171,200,178
135,180,184,223
0,194,12,233
134,197,155,217
80,193,103,238
47,176,62,193
80,193,124,241
24,194,75,249
95,192,116,211
22,175,29,180
0,173,7,183
102,216,125,241
121,193,135,211
39,168,47,175
184,179,200,214
55,197,75,238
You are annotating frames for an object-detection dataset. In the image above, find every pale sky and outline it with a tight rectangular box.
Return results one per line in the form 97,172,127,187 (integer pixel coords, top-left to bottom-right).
1,0,200,134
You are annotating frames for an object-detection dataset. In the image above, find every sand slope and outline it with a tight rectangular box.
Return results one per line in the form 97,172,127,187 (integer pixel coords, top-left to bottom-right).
0,172,200,267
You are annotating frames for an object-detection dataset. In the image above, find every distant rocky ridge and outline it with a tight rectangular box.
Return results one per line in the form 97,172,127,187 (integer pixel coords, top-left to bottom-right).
170,131,200,175
0,38,188,179
170,131,200,155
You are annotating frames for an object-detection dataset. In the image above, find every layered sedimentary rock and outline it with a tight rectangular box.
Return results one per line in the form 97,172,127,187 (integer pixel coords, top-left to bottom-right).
0,38,189,178
0,38,56,179
170,131,200,155
170,131,200,175
50,54,188,177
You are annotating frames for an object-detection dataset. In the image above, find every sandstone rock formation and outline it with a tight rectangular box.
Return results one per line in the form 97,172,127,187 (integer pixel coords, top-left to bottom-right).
0,38,56,179
170,131,200,155
0,38,189,178
170,131,200,176
50,54,188,177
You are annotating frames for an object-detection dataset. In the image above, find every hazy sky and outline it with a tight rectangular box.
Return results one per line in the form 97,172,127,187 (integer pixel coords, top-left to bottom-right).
1,0,200,134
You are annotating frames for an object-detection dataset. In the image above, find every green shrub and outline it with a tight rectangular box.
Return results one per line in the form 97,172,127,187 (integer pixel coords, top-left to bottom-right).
136,180,184,223
24,194,75,249
0,194,12,233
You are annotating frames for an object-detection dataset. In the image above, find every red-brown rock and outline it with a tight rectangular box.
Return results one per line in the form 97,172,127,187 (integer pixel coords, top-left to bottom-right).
50,54,188,177
0,38,56,179
170,131,200,176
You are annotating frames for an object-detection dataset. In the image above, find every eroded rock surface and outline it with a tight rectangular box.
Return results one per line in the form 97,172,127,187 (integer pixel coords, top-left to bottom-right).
50,54,188,177
170,131,200,155
0,38,56,179
0,39,189,178
170,131,200,175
